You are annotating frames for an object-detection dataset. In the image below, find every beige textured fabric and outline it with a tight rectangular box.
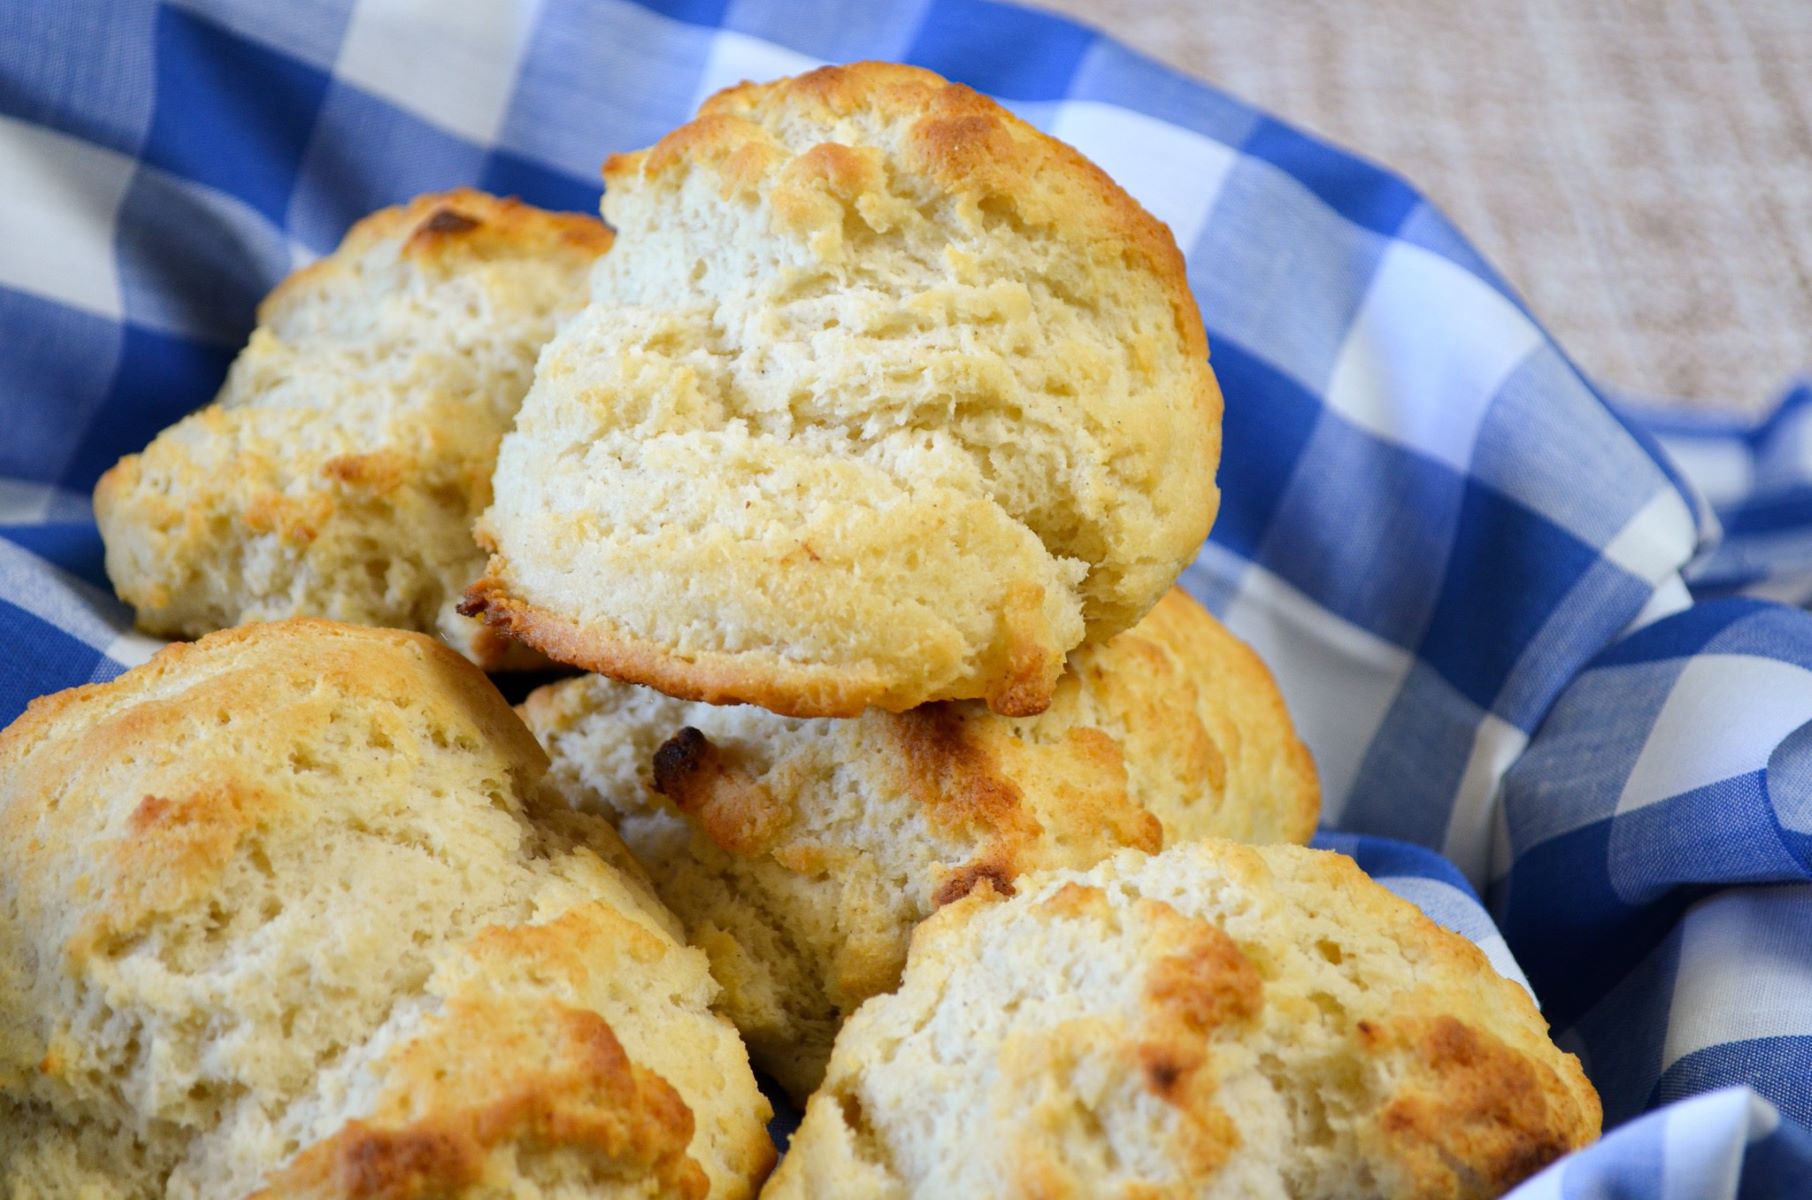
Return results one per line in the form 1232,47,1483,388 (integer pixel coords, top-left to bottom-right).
1038,0,1812,411
768,840,1600,1200
0,620,773,1199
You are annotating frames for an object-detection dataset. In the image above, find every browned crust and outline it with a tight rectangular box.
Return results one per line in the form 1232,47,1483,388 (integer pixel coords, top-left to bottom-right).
1368,1014,1602,1197
461,574,947,719
930,860,1018,908
262,188,611,321
608,62,1217,434
651,727,791,857
258,1001,709,1199
1089,588,1321,844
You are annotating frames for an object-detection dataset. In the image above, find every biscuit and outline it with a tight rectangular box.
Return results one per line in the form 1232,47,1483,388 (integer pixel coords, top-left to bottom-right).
95,190,610,669
467,62,1222,715
521,589,1317,1099
769,840,1600,1199
0,620,772,1198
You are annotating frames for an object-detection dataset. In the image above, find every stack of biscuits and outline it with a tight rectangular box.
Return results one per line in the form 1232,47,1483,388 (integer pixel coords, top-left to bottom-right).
2,63,1598,1198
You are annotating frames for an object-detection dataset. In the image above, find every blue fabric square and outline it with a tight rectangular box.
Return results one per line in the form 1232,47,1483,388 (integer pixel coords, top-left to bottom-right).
1470,346,1672,551
0,0,158,154
723,0,929,61
1067,36,1259,148
54,324,235,493
1342,664,1485,847
905,0,1093,99
1256,413,1463,647
1594,598,1767,668
289,82,486,254
0,288,123,485
1500,659,1679,851
624,0,733,25
1193,154,1390,395
163,0,355,71
0,599,108,727
501,0,720,179
480,149,601,217
1239,115,1419,239
1494,818,1692,1028
1206,339,1323,562
0,523,109,591
115,166,289,343
1661,1039,1812,1138
1489,556,1653,731
1418,479,1601,713
1609,774,1812,906
139,6,332,224
1563,925,1683,1127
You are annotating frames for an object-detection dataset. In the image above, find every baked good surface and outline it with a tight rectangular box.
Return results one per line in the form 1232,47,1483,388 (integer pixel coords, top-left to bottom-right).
95,189,610,669
767,840,1600,1200
468,62,1222,715
521,588,1317,1099
0,620,772,1198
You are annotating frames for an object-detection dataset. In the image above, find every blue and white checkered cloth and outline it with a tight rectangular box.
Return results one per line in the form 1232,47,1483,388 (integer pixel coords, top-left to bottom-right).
4,2,1809,1193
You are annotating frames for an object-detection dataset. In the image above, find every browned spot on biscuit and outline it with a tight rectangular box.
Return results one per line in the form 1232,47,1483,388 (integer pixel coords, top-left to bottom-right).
1139,1041,1207,1102
1377,1014,1593,1195
127,793,175,832
337,1126,477,1198
931,858,1017,907
652,726,709,793
651,727,790,856
455,585,489,618
400,208,487,262
894,705,1037,841
323,451,406,491
984,584,1058,717
1144,920,1263,1035
908,112,1016,192
419,208,481,236
1037,881,1108,919
260,1000,716,1200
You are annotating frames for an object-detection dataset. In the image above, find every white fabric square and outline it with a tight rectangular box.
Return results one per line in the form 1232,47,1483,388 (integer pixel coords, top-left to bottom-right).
1664,887,1812,1065
1617,653,1812,816
1324,241,1543,472
335,0,545,143
1048,100,1235,251
0,116,132,320
688,30,820,113
103,631,166,670
1622,574,1695,637
1216,553,1414,815
1601,486,1699,585
1443,712,1529,887
1657,433,1753,508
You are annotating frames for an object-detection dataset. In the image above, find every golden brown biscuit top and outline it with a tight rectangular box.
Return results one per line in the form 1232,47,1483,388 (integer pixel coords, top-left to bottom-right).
262,187,611,324
608,62,1209,382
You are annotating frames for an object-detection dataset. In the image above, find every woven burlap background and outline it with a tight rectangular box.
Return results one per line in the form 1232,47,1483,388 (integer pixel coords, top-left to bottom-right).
1041,0,1811,413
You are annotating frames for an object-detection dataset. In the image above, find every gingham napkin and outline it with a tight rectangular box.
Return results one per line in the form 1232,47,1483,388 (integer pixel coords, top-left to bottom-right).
2,2,1808,1193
